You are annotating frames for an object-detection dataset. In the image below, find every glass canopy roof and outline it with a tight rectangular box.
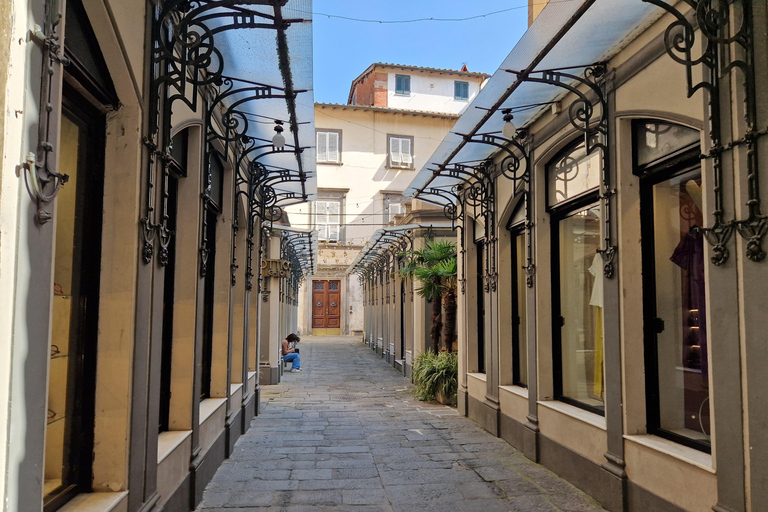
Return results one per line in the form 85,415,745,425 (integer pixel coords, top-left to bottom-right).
404,0,665,203
204,0,316,203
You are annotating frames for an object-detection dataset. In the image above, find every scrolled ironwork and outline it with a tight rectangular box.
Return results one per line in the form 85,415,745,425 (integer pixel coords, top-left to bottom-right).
24,1,73,224
645,0,765,263
507,64,616,277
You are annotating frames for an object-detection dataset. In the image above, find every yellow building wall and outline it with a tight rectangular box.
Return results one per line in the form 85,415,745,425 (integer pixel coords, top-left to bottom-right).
529,0,551,26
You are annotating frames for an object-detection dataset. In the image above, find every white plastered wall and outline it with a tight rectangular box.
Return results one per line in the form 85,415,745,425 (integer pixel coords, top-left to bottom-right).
386,69,484,115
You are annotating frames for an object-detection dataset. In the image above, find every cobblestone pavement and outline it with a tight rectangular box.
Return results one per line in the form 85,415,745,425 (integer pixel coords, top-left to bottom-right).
198,336,606,512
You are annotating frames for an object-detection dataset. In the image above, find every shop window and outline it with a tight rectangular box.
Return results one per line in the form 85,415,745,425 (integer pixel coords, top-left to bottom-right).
510,228,528,387
475,225,486,374
159,130,187,431
201,151,224,400
635,121,709,451
395,74,410,95
45,92,105,511
549,141,604,415
316,130,341,163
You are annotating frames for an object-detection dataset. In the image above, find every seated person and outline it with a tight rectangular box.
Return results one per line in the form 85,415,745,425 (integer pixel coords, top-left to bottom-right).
282,333,301,372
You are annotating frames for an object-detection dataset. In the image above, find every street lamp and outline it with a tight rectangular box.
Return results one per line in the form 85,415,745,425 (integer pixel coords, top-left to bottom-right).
501,109,517,139
272,120,286,150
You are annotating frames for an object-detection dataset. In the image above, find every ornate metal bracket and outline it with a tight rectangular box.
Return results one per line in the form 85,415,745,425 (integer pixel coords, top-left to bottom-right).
142,1,301,266
24,3,71,224
507,64,617,277
645,0,765,263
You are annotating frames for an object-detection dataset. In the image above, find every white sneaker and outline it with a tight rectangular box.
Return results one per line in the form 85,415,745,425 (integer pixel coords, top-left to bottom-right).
291,369,302,372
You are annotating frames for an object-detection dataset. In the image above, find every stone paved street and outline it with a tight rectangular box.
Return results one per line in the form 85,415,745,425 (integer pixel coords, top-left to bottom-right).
198,336,606,512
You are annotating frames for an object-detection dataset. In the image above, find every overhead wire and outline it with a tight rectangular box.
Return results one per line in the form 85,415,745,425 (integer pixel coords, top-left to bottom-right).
285,1,577,24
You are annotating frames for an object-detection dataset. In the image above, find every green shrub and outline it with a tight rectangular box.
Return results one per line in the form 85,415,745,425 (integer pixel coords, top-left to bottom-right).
412,351,458,405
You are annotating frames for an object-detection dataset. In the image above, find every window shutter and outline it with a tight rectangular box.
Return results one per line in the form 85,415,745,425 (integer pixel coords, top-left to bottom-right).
317,132,328,162
390,137,402,165
328,201,340,224
319,201,330,223
328,132,339,162
329,224,340,242
401,138,412,165
389,202,403,222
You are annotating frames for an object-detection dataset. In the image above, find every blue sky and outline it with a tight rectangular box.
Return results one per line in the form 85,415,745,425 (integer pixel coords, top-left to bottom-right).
311,1,531,104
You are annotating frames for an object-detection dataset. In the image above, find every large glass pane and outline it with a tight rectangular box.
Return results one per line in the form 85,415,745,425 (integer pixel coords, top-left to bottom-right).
652,169,710,445
548,143,601,205
46,114,81,497
513,233,528,386
558,205,603,411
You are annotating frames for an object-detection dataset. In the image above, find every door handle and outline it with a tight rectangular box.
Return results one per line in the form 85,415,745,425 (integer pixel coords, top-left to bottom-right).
653,317,665,334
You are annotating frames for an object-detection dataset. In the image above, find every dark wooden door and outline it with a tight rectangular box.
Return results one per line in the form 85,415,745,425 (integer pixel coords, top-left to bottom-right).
312,280,341,334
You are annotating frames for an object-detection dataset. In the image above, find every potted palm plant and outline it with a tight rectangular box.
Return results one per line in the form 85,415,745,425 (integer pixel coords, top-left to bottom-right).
398,237,457,353
399,237,459,406
412,350,458,405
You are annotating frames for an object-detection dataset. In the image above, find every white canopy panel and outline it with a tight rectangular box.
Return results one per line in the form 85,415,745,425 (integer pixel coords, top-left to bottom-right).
207,0,316,203
405,0,664,202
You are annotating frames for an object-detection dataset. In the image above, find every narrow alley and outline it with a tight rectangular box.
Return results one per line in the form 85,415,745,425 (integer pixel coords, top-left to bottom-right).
197,337,605,512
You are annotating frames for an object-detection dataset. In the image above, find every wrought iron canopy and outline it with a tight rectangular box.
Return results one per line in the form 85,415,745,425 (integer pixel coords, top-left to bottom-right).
273,225,317,279
347,224,453,278
404,0,662,201
141,0,316,266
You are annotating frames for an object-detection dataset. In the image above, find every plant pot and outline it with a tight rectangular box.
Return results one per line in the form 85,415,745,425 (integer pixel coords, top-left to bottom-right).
435,390,454,406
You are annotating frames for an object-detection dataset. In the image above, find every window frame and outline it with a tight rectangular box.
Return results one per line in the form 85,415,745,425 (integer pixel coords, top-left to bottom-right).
635,122,708,452
474,221,486,374
395,74,411,95
545,139,602,212
387,134,414,170
550,194,604,416
508,221,528,388
316,129,342,164
44,85,106,512
548,138,604,415
454,80,470,101
315,198,343,243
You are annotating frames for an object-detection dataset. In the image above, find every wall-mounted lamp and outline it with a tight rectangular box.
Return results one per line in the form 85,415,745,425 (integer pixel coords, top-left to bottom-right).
501,109,517,139
272,120,286,150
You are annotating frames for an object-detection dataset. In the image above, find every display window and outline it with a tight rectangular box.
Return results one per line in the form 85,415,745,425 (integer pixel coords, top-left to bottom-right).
635,120,710,451
548,141,604,414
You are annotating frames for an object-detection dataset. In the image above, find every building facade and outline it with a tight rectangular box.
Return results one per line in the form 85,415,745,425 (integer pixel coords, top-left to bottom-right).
285,64,487,338
0,1,315,511
394,1,767,511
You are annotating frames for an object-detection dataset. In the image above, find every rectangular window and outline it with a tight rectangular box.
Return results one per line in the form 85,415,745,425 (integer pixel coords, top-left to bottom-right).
454,80,469,100
511,231,528,387
549,140,604,414
46,102,105,510
553,204,604,413
316,130,340,163
388,202,404,223
643,166,710,451
388,135,413,169
395,74,410,95
476,240,486,374
316,200,341,243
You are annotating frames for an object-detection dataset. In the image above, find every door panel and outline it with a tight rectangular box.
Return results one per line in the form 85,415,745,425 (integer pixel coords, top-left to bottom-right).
312,281,327,328
312,280,341,335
